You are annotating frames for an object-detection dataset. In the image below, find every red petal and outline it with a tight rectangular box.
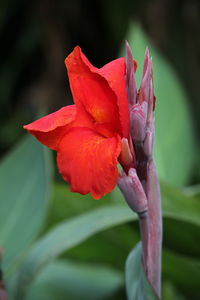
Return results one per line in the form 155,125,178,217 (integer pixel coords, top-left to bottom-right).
23,105,76,150
65,46,127,137
57,127,121,199
99,57,130,138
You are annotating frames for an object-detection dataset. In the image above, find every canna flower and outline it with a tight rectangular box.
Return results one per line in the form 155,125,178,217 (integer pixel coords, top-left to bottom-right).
24,46,135,199
24,43,162,298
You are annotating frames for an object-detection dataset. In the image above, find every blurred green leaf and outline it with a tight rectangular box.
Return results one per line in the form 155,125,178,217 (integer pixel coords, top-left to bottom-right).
0,135,52,274
66,224,139,270
163,219,200,258
163,249,200,299
45,182,115,227
161,180,200,226
12,205,135,299
162,281,185,300
45,183,139,270
161,181,200,256
125,243,157,300
182,184,200,197
25,259,123,300
124,24,196,186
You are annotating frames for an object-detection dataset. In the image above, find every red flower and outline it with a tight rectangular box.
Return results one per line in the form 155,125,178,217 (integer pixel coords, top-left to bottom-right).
24,46,134,199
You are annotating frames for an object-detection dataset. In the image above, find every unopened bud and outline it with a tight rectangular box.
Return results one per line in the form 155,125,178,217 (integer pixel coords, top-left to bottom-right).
147,59,155,122
128,67,137,105
126,41,137,105
138,48,150,104
118,168,148,214
130,101,147,142
143,121,154,158
142,47,150,78
119,138,134,172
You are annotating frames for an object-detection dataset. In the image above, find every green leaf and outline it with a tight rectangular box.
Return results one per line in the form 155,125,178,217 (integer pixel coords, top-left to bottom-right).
25,259,123,300
125,243,157,300
162,281,185,300
163,249,200,299
161,180,200,256
0,135,52,274
124,24,196,186
12,205,135,299
161,180,200,226
163,219,200,257
45,182,116,228
45,183,139,270
66,224,139,270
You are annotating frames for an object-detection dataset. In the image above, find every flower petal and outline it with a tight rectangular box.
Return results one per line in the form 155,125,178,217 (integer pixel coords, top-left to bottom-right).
99,57,130,138
57,127,122,199
65,46,123,136
23,105,76,150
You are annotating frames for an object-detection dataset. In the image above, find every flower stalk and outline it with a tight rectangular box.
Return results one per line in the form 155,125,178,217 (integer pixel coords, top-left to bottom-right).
118,42,162,298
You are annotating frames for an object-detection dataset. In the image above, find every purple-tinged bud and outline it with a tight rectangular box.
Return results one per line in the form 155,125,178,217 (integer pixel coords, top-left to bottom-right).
119,138,135,172
126,41,137,105
147,59,154,122
138,48,150,104
144,121,154,158
143,59,155,158
142,47,150,78
130,101,147,142
128,67,137,105
125,40,133,83
118,168,148,214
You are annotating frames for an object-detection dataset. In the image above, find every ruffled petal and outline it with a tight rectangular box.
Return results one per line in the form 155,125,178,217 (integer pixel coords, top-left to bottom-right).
57,127,121,199
65,46,123,136
99,58,129,138
23,105,76,150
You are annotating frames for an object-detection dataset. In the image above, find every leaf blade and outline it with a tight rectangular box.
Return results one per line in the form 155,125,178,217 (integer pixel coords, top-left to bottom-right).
25,259,123,300
125,243,158,300
0,135,52,274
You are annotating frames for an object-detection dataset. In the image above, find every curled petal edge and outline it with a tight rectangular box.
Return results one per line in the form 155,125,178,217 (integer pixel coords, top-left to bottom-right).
23,105,76,150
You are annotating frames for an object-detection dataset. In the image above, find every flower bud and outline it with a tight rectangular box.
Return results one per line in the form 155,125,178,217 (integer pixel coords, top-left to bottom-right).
138,49,151,103
130,101,147,142
126,41,137,105
119,138,135,173
147,59,155,122
128,67,137,105
118,168,148,214
143,121,154,158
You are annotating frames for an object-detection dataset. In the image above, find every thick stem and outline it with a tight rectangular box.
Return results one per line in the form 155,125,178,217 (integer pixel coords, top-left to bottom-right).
139,212,149,272
139,160,162,298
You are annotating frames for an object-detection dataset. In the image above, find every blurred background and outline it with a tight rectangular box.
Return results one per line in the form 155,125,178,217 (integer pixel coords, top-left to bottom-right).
0,1,200,300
